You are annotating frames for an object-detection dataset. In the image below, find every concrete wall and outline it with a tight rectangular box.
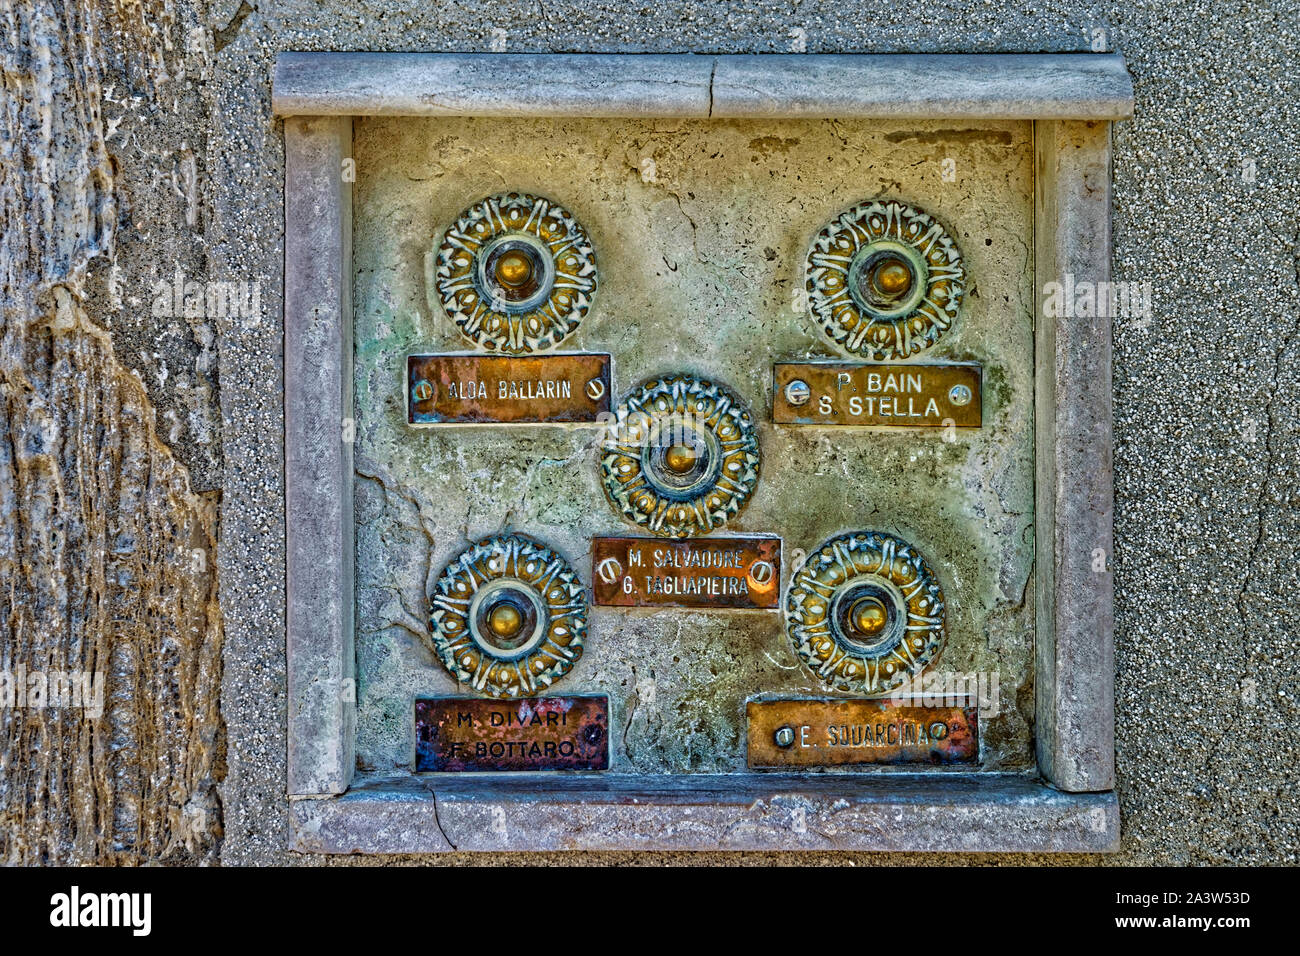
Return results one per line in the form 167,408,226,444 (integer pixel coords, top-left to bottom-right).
3,0,1296,864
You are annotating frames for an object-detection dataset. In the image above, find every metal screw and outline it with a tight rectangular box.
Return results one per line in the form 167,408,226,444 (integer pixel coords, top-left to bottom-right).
929,721,949,740
774,725,795,748
412,379,434,402
596,557,622,584
784,379,811,406
585,378,606,401
948,384,972,406
748,560,775,587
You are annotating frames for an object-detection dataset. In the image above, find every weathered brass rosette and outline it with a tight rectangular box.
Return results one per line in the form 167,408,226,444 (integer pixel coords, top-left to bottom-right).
786,531,946,695
806,200,964,360
600,376,760,538
433,192,597,353
427,535,587,698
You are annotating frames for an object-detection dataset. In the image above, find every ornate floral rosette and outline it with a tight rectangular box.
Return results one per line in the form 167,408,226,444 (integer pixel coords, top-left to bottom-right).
433,192,597,353
600,375,761,539
805,199,965,360
786,531,946,695
427,534,587,698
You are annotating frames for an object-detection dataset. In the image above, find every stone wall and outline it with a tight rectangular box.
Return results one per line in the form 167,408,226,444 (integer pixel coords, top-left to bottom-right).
1,0,222,864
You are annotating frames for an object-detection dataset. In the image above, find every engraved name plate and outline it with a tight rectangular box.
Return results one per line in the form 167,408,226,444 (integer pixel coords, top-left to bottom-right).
746,697,977,767
414,696,609,771
407,353,611,425
773,362,981,427
591,536,780,610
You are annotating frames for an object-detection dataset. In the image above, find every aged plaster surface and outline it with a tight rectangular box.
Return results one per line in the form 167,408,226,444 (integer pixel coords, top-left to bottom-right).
4,0,1298,865
351,115,1036,777
1,0,223,863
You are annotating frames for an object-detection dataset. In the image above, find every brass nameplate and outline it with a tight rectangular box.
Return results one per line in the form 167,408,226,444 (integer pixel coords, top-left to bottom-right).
747,698,978,767
773,362,981,427
407,353,611,425
591,536,780,610
414,696,609,772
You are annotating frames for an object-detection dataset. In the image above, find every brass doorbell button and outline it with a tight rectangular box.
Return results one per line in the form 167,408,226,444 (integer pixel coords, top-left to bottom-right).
806,199,965,360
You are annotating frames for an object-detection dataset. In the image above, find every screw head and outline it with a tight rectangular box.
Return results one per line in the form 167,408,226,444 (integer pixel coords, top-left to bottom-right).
412,379,434,402
948,383,972,406
774,725,796,748
596,557,623,584
784,379,811,406
585,378,606,401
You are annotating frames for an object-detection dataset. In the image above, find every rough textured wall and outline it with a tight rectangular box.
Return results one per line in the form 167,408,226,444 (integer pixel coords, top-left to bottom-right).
0,0,223,863
4,0,1297,865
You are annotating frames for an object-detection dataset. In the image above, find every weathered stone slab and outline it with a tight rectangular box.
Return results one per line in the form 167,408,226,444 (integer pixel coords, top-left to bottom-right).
712,53,1135,119
273,53,1134,120
1034,120,1116,793
286,116,356,796
273,53,715,117
290,774,1119,853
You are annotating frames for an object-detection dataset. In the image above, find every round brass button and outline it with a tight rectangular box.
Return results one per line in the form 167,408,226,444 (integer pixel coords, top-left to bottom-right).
850,596,889,637
602,376,760,538
786,531,947,695
435,192,598,354
486,601,523,639
870,258,913,297
428,535,588,699
663,444,698,474
805,199,964,360
494,250,534,288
